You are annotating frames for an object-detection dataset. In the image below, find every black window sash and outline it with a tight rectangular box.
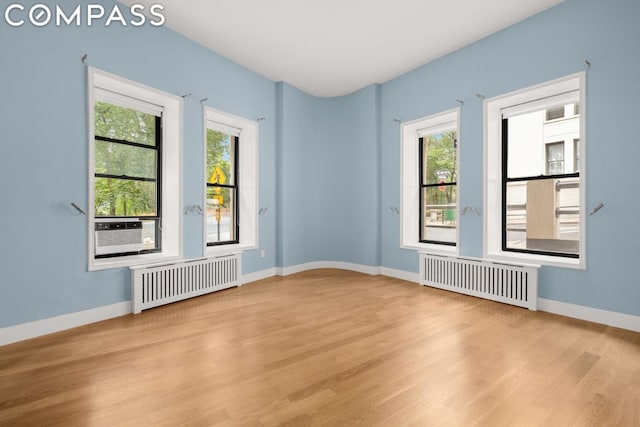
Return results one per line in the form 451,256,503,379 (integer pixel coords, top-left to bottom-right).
95,114,162,259
207,135,239,246
501,117,579,259
418,136,457,246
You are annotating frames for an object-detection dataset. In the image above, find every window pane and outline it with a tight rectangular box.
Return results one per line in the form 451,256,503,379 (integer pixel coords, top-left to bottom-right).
421,186,456,243
505,178,579,255
94,178,157,217
141,219,158,250
421,131,457,185
95,140,156,179
95,102,157,146
546,142,564,175
207,130,236,186
507,106,579,179
545,106,564,121
206,186,237,244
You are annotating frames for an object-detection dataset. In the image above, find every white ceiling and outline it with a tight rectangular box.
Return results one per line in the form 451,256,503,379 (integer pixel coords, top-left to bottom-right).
122,0,566,97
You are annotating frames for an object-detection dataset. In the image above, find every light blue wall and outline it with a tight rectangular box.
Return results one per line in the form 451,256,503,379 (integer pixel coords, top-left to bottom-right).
380,0,640,316
1,0,639,330
0,0,277,327
276,83,380,267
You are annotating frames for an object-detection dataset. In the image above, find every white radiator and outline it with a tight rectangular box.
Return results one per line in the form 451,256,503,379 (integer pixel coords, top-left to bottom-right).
419,253,539,310
130,254,241,314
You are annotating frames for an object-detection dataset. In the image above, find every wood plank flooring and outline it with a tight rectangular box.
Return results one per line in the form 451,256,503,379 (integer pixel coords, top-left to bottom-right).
1,269,639,426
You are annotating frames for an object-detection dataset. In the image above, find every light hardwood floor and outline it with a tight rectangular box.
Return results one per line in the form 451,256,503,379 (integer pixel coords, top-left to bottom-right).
1,269,639,426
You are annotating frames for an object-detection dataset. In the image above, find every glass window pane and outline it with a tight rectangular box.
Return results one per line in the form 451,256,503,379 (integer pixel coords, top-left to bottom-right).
141,219,158,250
206,186,237,244
94,178,157,217
505,178,579,255
545,106,565,121
421,186,456,243
421,131,457,185
94,102,157,146
207,130,236,186
95,140,156,179
546,142,564,175
507,106,579,179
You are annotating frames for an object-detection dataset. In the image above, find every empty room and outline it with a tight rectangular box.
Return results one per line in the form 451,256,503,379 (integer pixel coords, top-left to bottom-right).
1,0,639,425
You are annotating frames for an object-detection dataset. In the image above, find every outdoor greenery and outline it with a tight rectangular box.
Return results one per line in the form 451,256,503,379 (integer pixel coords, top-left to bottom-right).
94,101,158,217
421,131,458,239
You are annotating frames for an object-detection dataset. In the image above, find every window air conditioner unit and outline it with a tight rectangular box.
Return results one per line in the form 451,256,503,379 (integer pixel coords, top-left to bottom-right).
95,219,144,255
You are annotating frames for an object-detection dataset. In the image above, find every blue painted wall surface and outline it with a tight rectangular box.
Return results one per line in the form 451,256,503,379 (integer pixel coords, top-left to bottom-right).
380,0,640,316
276,83,379,268
1,0,639,329
0,0,277,327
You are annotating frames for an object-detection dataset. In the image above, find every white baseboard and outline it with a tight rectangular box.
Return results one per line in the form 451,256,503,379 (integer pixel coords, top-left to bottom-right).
240,267,278,285
537,298,640,332
379,267,419,283
276,261,380,277
0,301,132,347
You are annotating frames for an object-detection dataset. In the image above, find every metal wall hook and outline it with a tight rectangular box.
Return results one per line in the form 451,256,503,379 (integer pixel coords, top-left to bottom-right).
259,207,268,215
70,202,87,215
589,202,604,216
461,206,480,216
389,207,400,215
184,205,203,215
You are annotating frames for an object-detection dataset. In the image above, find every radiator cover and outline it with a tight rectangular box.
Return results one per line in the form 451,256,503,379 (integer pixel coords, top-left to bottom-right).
419,253,539,310
130,254,241,314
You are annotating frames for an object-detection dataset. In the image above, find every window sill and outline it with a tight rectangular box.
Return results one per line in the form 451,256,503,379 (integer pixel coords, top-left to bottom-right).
485,250,585,270
402,243,457,256
205,243,256,257
89,253,182,272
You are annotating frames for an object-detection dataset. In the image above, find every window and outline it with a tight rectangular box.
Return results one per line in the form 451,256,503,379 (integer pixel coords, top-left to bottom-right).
203,107,259,255
545,106,565,121
419,130,457,245
206,128,239,246
401,108,459,253
88,67,183,271
94,101,162,256
545,141,564,175
485,73,585,268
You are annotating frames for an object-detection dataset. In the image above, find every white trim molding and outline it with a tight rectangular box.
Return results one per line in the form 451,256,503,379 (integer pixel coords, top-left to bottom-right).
0,302,131,347
537,298,640,332
276,262,381,277
239,268,278,285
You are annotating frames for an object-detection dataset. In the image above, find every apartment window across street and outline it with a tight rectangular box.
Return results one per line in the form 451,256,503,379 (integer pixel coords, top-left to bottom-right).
88,67,183,271
206,127,239,246
485,73,585,268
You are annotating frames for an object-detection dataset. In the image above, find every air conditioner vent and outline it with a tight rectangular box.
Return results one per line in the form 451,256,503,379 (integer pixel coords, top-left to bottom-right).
95,220,144,255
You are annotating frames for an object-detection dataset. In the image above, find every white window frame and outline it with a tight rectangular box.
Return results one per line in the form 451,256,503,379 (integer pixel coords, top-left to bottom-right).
203,107,259,256
483,72,586,269
87,67,183,271
400,108,460,254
